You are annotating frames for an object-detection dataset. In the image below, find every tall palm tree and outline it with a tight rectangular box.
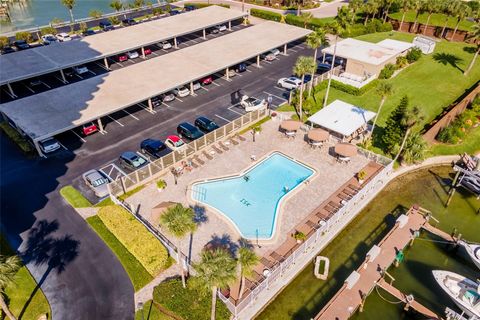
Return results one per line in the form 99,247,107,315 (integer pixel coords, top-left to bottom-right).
464,22,480,75
61,0,76,29
349,0,363,24
301,12,313,29
394,106,424,162
451,3,471,41
410,0,424,33
306,29,328,96
110,0,123,12
237,247,258,298
440,0,455,38
193,249,237,320
382,0,395,23
363,0,380,25
323,22,345,108
160,204,197,288
422,0,439,35
293,56,316,120
369,82,394,140
0,255,21,320
401,132,427,164
398,0,413,31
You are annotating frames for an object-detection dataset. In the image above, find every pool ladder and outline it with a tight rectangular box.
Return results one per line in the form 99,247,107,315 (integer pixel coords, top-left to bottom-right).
193,186,207,201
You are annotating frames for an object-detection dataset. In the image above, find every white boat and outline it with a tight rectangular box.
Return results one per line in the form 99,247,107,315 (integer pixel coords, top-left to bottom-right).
459,241,480,271
433,270,480,318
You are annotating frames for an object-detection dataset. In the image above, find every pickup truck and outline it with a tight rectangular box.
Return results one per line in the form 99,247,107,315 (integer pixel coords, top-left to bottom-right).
240,95,267,112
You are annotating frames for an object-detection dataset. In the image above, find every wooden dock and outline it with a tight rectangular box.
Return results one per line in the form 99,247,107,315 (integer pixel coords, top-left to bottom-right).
422,223,457,242
314,206,441,320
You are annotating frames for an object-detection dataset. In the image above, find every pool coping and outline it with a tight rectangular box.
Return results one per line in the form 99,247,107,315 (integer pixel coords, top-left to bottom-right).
187,150,318,244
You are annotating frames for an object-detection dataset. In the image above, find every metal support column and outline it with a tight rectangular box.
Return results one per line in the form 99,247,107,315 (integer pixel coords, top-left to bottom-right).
6,83,16,98
256,55,260,68
174,37,178,49
283,43,288,55
190,82,194,95
104,57,109,70
228,21,232,31
97,117,105,133
147,98,153,112
203,28,206,39
59,70,67,83
322,52,326,63
33,139,45,158
225,67,230,80
141,47,146,59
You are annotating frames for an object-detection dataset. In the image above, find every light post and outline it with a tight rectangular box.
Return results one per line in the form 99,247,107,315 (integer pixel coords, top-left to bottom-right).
137,302,144,320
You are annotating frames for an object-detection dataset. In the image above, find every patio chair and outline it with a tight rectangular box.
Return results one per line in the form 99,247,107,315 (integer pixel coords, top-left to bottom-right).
235,133,246,142
260,257,277,269
338,192,352,201
212,145,223,154
229,137,239,145
219,141,229,151
348,184,361,192
270,251,286,263
194,154,205,165
202,150,213,160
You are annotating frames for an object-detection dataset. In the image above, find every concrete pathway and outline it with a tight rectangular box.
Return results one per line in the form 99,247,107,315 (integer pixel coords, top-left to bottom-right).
75,207,98,219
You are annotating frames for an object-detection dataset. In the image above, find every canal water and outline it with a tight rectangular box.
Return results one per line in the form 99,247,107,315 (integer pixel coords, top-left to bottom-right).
256,166,480,320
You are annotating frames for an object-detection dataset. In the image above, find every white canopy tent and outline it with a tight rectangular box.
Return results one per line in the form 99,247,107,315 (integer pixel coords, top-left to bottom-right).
307,100,376,138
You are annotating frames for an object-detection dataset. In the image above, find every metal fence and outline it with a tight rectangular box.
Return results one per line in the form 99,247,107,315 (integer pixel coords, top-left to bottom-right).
218,157,395,319
107,108,268,196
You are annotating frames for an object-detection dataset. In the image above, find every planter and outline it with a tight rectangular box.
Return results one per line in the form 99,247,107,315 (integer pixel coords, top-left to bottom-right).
358,179,364,185
157,187,165,192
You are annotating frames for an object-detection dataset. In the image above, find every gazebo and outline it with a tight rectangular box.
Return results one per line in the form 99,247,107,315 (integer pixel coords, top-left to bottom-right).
307,100,376,141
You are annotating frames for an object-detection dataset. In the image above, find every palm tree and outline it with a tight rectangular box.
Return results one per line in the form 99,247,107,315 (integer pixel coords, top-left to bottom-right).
451,3,471,41
398,0,413,31
193,249,237,320
394,106,424,162
61,0,76,29
464,22,480,75
306,29,328,96
422,0,438,35
410,0,424,33
160,204,197,288
0,255,21,320
363,0,380,25
440,0,455,38
369,82,394,140
237,247,258,299
349,0,363,24
401,132,427,164
323,22,345,108
301,12,313,29
382,0,395,23
110,0,123,12
293,56,316,120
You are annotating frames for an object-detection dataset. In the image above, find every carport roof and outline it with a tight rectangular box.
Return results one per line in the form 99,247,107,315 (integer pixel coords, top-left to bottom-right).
0,21,311,141
0,6,245,85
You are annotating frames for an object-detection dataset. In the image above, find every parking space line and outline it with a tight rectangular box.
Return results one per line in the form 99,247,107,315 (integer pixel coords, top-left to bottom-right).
161,49,169,53
263,91,287,101
263,60,273,64
138,102,156,114
71,130,87,143
215,114,231,122
211,81,221,87
273,86,287,92
23,84,35,93
107,115,124,127
2,88,15,99
128,59,136,64
95,62,109,71
175,97,184,102
200,86,209,92
59,142,68,151
123,109,139,120
75,74,83,80
89,70,97,76
151,51,159,56
296,45,306,49
289,48,298,53
54,75,68,84
162,102,172,108
228,106,244,115
41,81,51,89
246,69,252,73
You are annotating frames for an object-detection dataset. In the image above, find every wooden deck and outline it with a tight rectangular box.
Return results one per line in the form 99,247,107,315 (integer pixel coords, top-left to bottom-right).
314,206,439,320
423,223,457,242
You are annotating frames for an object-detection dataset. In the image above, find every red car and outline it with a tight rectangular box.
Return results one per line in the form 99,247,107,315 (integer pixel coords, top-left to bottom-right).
201,76,213,85
143,48,152,55
82,122,98,136
116,54,128,62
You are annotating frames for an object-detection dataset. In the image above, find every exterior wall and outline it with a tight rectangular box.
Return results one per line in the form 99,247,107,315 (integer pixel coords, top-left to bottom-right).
345,54,403,78
389,18,469,43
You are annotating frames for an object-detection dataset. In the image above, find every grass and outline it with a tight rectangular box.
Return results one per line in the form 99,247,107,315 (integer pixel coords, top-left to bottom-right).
389,11,474,32
59,185,92,208
430,125,480,156
86,215,153,291
153,279,231,320
135,300,175,320
97,205,170,276
0,121,35,155
0,235,51,320
94,184,145,207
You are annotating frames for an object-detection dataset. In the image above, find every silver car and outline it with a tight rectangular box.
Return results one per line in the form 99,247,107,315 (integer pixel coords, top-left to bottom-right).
82,170,109,198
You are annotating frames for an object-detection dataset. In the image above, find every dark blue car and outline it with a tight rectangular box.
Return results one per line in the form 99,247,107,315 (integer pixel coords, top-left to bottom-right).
177,122,204,140
140,139,171,159
195,117,219,133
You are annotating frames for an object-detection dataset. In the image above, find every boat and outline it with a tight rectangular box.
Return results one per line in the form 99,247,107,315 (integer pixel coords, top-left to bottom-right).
459,241,480,271
432,270,480,318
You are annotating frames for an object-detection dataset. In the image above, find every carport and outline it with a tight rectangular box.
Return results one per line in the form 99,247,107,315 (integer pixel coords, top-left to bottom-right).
0,21,311,156
0,5,246,95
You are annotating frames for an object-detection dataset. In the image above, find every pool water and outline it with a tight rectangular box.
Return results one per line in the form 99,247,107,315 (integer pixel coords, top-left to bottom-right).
191,152,314,239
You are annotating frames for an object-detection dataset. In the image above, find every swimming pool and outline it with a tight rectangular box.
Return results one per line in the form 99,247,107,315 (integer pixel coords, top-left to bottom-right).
191,152,315,239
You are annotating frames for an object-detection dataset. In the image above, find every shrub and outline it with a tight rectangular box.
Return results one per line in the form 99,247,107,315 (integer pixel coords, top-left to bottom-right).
284,14,327,30
0,36,9,49
89,9,103,19
15,31,33,43
98,205,170,275
379,63,397,79
108,16,120,25
40,26,57,35
406,47,422,63
152,7,163,15
50,17,64,26
396,56,408,68
183,3,230,8
322,79,379,96
341,20,392,37
156,180,167,189
250,8,282,22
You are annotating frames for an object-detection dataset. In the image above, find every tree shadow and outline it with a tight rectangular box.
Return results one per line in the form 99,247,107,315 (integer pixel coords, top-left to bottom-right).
432,52,464,72
191,205,208,225
19,220,79,319
463,46,477,54
205,233,239,255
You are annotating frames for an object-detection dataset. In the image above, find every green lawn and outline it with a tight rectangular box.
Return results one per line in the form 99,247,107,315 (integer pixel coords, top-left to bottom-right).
135,300,174,320
430,125,480,156
1,235,51,320
86,215,153,291
59,185,92,208
389,11,474,31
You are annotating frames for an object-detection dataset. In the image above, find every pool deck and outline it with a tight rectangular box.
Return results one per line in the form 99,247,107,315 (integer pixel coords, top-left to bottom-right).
127,116,369,262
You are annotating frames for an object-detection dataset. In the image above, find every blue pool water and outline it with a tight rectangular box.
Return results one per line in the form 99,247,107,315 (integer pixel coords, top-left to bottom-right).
191,152,314,239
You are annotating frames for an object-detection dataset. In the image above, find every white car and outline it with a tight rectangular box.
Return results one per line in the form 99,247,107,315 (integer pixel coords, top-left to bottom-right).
160,41,172,49
270,48,281,56
277,77,302,90
165,135,186,151
73,65,89,75
127,51,139,59
82,170,109,198
216,24,227,32
56,32,72,42
39,137,61,153
173,86,190,97
192,82,202,91
240,95,267,112
41,34,58,45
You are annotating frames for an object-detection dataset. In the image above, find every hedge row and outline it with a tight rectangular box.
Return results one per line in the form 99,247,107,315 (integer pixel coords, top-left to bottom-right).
183,3,230,9
315,78,379,96
341,19,393,38
98,205,170,276
250,8,282,22
284,14,332,30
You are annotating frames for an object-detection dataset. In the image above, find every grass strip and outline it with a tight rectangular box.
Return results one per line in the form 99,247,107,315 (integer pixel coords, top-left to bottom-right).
59,185,92,208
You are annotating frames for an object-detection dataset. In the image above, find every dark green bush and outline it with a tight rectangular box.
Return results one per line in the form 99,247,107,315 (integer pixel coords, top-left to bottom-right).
0,36,9,49
40,26,57,35
341,20,392,38
379,63,397,79
250,8,282,22
284,14,326,30
396,56,408,68
15,31,33,43
406,47,422,63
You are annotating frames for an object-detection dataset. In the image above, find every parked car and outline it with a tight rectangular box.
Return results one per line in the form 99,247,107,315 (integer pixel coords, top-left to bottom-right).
277,77,302,90
81,122,98,136
227,69,237,78
127,51,139,59
1,46,15,54
151,96,162,107
56,32,72,42
160,41,172,50
177,122,204,140
240,95,267,112
270,48,281,56
210,27,219,34
140,139,171,159
173,86,190,97
82,170,109,198
122,18,137,26
116,54,128,62
324,55,344,66
165,135,186,151
74,65,89,75
317,63,331,72
170,9,181,15
195,117,219,133
162,92,175,102
261,52,275,61
119,151,148,171
41,34,58,45
143,47,152,55
216,24,227,32
192,82,202,91
39,137,61,153
13,40,30,50
29,78,43,87
184,5,196,11
200,76,213,85
83,29,96,36
235,63,247,73
99,21,114,31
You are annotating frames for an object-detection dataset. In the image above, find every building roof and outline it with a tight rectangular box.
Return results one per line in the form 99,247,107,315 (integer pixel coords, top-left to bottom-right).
307,100,376,137
0,21,311,141
322,38,414,66
0,6,245,85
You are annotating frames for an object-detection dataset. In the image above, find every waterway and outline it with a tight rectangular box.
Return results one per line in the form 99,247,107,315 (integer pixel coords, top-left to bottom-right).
255,165,480,320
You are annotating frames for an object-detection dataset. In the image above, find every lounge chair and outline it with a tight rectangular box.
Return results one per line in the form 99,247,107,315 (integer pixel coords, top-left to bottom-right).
338,192,352,201
236,133,246,142
260,257,276,269
229,137,239,145
202,150,213,160
219,141,229,151
194,154,205,165
187,159,199,169
270,251,285,263
348,184,360,192
212,145,223,154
